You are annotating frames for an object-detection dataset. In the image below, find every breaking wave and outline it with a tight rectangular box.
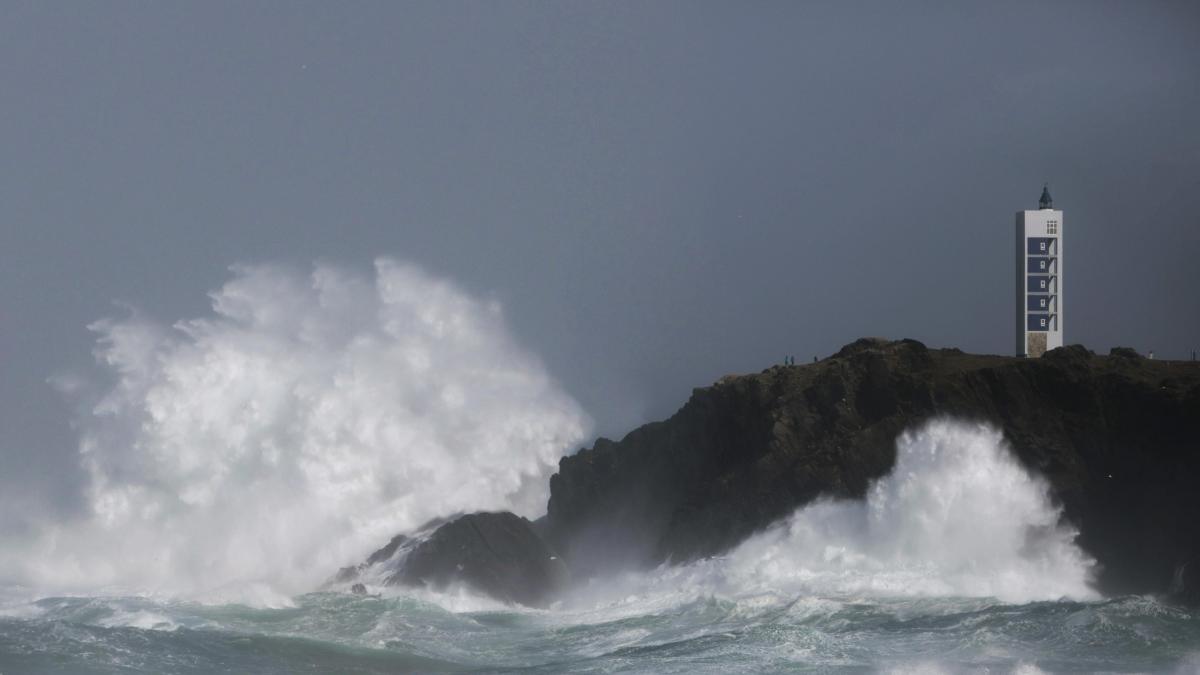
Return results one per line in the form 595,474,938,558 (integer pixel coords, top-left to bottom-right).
6,259,590,600
572,419,1097,609
722,419,1097,602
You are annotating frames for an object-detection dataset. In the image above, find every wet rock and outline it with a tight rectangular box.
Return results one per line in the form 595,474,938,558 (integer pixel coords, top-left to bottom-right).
546,339,1200,600
385,512,569,608
366,534,409,566
332,565,361,584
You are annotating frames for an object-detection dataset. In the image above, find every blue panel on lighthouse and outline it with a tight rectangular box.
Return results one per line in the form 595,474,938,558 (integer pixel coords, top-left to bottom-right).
1027,295,1053,311
1027,238,1055,255
1027,275,1051,293
1027,314,1051,331
1027,257,1054,273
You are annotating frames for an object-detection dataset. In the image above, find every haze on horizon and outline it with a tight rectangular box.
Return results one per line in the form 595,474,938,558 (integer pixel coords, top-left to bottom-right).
2,1,1198,527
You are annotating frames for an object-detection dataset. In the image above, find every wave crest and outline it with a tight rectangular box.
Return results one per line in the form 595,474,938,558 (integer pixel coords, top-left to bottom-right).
725,419,1096,602
19,259,590,600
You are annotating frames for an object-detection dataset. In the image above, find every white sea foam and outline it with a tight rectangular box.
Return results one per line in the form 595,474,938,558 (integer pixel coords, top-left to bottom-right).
562,419,1097,611
96,609,179,632
882,664,1049,675
6,259,590,602
720,419,1097,603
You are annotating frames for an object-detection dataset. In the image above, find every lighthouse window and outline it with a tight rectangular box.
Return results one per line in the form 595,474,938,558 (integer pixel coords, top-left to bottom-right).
1028,238,1056,255
1047,220,1058,234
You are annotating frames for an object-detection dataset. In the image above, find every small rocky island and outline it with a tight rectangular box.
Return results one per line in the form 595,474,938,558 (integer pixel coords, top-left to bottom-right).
338,339,1200,606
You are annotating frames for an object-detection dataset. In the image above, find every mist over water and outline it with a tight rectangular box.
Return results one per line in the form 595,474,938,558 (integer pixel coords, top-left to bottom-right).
4,259,590,600
721,419,1098,603
564,420,1097,614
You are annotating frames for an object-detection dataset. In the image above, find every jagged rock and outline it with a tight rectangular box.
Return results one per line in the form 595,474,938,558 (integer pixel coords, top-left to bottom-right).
546,339,1200,601
375,512,569,608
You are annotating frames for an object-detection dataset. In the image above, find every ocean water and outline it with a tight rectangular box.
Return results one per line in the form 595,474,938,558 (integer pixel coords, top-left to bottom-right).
3,589,1199,673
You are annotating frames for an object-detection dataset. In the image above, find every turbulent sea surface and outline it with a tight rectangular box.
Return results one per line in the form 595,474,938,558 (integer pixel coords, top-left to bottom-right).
3,588,1200,673
5,420,1200,673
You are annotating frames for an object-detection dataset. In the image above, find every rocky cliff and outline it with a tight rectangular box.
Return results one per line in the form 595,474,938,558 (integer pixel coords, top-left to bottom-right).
546,339,1200,599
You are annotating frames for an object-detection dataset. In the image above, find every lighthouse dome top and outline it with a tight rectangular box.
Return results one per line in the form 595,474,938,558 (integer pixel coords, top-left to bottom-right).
1039,184,1054,210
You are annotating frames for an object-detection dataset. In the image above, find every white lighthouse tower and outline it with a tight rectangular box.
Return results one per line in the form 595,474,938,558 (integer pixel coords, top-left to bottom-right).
1016,184,1063,357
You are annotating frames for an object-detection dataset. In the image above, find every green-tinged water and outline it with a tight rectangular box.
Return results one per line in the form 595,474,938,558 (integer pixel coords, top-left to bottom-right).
3,590,1199,674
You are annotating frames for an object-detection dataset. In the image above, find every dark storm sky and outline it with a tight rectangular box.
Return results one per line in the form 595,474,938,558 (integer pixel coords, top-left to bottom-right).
2,1,1198,515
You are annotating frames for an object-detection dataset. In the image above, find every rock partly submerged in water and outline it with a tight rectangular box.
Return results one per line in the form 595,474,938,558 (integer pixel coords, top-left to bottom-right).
336,512,568,608
339,339,1200,606
545,339,1200,601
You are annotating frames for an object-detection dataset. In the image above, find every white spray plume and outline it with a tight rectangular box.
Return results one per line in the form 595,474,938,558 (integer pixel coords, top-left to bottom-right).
22,259,590,600
725,419,1096,602
573,419,1096,609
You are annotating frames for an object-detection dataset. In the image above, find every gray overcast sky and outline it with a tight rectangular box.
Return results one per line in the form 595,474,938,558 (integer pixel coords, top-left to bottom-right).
2,1,1198,518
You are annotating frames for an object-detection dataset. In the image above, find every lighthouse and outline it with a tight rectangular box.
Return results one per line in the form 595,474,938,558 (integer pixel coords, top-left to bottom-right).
1016,184,1063,357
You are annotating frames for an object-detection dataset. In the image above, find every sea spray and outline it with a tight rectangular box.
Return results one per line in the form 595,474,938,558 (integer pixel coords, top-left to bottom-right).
565,419,1097,610
5,412,1197,672
6,259,590,601
722,419,1097,602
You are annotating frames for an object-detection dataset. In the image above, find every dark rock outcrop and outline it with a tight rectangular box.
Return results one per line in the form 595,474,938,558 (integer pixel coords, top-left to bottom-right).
546,339,1200,599
345,512,569,608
